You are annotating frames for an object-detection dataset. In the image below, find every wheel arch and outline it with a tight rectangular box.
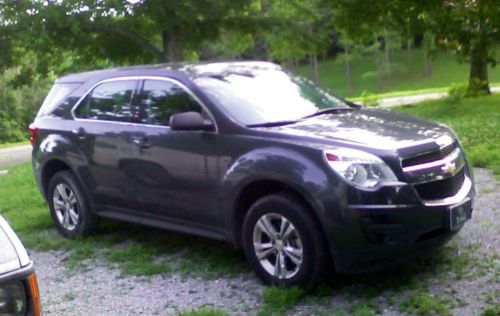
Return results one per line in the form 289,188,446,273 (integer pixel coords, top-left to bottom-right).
40,159,73,200
231,178,329,252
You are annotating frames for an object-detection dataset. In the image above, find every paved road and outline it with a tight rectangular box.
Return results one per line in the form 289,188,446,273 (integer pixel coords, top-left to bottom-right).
0,145,32,170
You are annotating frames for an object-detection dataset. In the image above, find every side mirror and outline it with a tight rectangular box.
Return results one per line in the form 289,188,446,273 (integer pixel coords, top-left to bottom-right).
169,111,214,131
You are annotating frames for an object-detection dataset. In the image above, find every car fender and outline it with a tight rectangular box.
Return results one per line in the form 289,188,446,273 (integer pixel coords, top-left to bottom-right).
33,133,90,200
219,146,335,244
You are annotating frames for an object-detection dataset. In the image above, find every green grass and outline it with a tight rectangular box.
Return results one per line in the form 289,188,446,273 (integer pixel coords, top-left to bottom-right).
399,292,452,316
394,94,500,175
0,163,249,278
298,48,500,98
483,304,500,316
257,286,307,315
178,307,229,316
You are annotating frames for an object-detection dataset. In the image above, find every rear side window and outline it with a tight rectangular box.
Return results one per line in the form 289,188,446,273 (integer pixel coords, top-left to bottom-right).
37,83,80,117
74,80,138,122
138,79,202,126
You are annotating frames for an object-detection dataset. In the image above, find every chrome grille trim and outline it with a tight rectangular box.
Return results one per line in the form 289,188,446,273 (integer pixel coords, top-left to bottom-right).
423,176,472,206
402,147,461,173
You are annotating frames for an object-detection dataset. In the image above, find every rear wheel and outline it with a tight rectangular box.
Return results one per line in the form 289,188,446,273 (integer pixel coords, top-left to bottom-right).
48,171,98,237
242,193,329,286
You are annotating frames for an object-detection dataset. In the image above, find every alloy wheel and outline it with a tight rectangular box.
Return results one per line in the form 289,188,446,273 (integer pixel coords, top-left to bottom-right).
252,213,303,279
52,183,79,231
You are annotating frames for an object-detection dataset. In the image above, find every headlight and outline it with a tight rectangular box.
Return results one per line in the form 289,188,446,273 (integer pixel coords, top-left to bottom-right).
323,148,397,188
0,281,27,316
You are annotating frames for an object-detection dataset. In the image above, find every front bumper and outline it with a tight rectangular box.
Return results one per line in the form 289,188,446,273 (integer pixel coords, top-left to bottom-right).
321,167,475,274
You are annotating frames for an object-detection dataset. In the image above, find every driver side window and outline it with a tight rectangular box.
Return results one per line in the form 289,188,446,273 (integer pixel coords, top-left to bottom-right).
138,79,202,126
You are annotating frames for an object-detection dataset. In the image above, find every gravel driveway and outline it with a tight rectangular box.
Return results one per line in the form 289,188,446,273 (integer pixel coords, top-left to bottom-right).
31,168,499,315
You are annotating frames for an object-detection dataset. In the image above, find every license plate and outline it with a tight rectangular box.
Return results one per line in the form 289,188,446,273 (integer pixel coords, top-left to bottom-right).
447,198,472,231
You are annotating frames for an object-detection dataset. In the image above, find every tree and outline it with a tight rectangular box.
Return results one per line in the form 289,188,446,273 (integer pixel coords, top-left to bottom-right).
0,0,266,80
264,0,333,85
422,0,499,95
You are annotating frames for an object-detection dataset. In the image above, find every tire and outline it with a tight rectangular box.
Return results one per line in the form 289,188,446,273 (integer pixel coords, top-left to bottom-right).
242,193,329,287
47,170,99,238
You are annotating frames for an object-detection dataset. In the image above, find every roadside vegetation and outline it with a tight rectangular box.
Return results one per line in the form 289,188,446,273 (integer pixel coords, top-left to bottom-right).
299,49,500,98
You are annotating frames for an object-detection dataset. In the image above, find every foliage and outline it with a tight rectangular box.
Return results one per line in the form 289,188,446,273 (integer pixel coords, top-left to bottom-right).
0,72,52,142
299,48,500,98
447,82,469,103
0,0,269,83
399,292,452,316
178,308,229,316
420,0,500,94
359,91,379,107
257,286,307,315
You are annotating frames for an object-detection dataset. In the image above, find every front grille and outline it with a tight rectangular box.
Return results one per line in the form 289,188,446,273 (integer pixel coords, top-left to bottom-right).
414,167,465,200
402,141,458,168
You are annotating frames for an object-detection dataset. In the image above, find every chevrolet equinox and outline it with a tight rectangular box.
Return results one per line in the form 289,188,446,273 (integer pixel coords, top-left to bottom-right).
30,62,475,286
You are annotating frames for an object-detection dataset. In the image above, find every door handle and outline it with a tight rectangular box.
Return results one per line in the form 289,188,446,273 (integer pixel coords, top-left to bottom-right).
132,136,152,148
72,128,87,140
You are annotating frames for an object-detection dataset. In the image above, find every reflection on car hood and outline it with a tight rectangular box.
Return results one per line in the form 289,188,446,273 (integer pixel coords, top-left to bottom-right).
0,215,30,275
261,108,453,150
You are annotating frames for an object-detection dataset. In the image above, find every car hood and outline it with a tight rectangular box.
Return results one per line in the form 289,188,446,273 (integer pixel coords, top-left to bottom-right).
260,108,454,150
0,215,30,276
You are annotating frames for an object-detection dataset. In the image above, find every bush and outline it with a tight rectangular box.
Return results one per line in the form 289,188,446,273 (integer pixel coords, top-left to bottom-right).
0,112,25,143
447,82,468,100
360,91,379,107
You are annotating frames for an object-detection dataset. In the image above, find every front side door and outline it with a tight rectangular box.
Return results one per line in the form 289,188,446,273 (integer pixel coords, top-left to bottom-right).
131,78,220,227
71,79,143,212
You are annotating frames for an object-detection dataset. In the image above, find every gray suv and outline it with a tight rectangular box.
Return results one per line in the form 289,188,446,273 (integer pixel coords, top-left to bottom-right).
30,62,474,286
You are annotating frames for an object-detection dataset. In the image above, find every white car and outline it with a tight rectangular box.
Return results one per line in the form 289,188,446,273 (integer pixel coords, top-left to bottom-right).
0,215,41,316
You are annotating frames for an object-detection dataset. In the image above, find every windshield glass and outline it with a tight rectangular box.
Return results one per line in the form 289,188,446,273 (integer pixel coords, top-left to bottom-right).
194,69,347,126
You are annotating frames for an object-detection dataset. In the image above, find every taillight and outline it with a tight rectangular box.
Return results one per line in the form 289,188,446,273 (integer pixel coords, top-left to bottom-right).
28,273,42,316
28,123,39,145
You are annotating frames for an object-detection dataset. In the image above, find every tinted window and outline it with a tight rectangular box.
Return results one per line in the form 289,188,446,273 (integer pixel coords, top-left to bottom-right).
75,80,137,122
37,83,80,117
138,80,202,126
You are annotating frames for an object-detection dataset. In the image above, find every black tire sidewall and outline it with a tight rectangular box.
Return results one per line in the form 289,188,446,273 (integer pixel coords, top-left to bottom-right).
242,193,327,287
47,171,93,238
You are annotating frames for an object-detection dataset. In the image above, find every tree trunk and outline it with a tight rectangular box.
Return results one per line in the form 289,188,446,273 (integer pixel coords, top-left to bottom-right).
162,31,182,62
406,22,413,77
344,43,352,91
309,54,321,86
422,32,433,77
468,48,490,95
374,35,383,92
383,27,392,75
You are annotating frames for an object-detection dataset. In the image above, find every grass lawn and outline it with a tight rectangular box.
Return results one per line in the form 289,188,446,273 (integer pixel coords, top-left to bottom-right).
394,94,500,175
298,48,500,98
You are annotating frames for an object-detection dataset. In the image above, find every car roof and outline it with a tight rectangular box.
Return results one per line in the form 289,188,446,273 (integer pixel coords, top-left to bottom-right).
56,61,282,83
0,215,30,275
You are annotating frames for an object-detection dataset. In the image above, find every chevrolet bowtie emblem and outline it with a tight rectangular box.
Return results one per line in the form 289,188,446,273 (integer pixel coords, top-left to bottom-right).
441,161,457,174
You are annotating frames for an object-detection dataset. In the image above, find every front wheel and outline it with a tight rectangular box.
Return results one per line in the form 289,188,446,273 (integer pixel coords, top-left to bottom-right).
47,170,98,238
242,193,329,287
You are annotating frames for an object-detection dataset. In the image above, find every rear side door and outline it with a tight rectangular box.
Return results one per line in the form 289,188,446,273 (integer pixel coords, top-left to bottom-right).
131,78,221,227
71,78,143,212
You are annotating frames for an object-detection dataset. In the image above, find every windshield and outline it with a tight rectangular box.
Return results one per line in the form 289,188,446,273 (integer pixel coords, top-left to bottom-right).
194,69,348,126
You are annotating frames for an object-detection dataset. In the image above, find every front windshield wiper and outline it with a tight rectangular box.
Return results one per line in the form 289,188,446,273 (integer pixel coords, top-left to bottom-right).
247,120,300,128
247,107,355,128
300,107,354,120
